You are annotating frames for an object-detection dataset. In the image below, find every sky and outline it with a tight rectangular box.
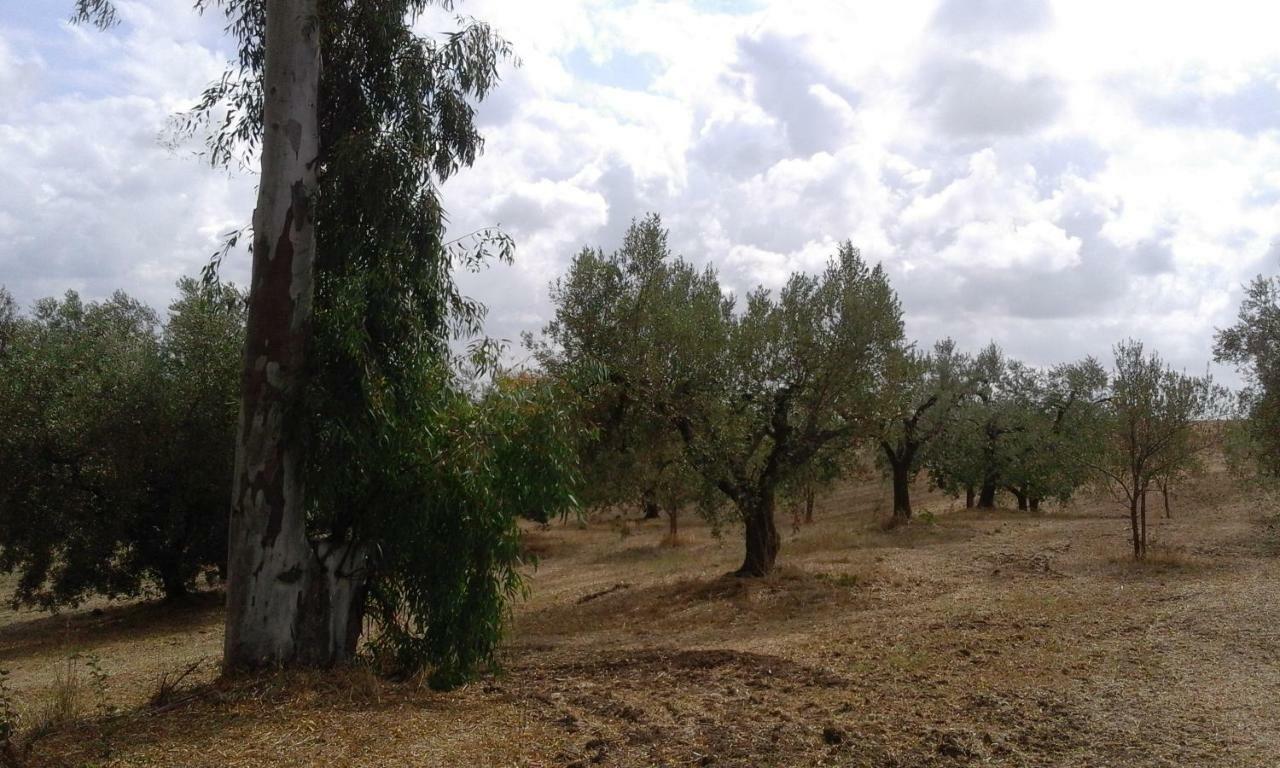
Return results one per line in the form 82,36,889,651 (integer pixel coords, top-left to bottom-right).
2,0,1278,383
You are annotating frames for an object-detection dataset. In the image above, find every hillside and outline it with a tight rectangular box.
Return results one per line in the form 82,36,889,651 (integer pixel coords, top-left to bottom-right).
10,465,1280,767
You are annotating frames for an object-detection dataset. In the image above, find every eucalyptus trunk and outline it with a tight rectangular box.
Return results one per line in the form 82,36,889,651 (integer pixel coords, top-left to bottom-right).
224,0,365,670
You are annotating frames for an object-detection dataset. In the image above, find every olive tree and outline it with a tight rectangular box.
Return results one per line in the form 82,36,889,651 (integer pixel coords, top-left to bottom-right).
1089,341,1225,558
927,344,1014,508
1215,274,1280,481
0,280,243,606
538,216,903,576
998,358,1108,511
872,339,973,523
530,226,713,530
927,347,1105,513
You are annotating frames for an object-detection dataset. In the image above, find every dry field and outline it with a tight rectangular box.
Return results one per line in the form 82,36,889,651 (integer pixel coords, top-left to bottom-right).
9,463,1280,767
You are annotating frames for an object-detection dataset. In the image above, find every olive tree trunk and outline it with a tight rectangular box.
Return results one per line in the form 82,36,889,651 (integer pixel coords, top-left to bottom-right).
737,494,780,577
641,489,661,520
223,0,366,670
978,479,997,509
1129,493,1142,559
890,459,912,523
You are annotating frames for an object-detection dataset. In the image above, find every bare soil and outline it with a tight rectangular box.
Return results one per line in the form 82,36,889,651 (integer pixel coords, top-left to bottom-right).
11,465,1280,767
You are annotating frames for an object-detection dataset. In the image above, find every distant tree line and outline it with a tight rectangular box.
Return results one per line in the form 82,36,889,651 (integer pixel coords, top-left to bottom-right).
532,215,1227,572
0,280,242,605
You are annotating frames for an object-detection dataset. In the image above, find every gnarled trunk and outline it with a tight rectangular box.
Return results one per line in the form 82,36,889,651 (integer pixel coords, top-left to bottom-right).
978,479,997,509
224,0,365,670
965,485,975,509
890,459,912,523
1029,496,1040,513
737,494,779,577
1011,486,1028,511
641,489,660,520
803,484,815,524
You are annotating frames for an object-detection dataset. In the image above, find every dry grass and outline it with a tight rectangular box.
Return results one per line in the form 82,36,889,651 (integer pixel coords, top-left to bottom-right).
7,463,1280,767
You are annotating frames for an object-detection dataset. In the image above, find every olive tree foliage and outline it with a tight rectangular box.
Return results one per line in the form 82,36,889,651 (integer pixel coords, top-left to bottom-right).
529,221,715,536
872,338,973,523
998,358,1108,511
536,216,904,576
926,345,1106,512
1088,341,1226,558
1215,274,1280,481
927,344,1013,508
0,280,244,606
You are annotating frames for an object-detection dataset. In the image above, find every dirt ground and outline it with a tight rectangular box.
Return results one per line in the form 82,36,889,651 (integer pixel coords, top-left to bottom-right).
10,463,1280,767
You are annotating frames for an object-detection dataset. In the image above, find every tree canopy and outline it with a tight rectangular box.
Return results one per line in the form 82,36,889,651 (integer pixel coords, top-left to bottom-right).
0,280,243,606
536,215,904,575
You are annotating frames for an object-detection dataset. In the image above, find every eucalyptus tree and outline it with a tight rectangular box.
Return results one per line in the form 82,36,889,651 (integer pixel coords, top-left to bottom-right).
197,0,558,680
539,217,903,576
1215,274,1280,480
873,339,973,523
74,1,573,681
1090,341,1225,558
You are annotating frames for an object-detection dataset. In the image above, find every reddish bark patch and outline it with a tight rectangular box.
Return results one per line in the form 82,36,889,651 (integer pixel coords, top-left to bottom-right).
238,204,302,549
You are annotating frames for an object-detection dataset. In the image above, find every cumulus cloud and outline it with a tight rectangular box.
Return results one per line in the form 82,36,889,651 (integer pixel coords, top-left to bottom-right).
3,0,1277,383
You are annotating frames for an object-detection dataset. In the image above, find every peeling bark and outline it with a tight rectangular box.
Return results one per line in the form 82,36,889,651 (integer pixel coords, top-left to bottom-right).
224,0,365,670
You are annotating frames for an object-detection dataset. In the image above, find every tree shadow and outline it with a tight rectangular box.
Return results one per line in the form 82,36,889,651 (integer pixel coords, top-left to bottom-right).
0,591,222,663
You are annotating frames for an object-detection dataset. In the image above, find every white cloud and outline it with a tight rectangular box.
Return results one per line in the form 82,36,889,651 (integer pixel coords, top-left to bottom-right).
3,0,1277,384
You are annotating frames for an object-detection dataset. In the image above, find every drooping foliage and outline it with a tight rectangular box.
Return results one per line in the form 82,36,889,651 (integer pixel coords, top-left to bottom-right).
183,0,575,681
0,280,243,606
